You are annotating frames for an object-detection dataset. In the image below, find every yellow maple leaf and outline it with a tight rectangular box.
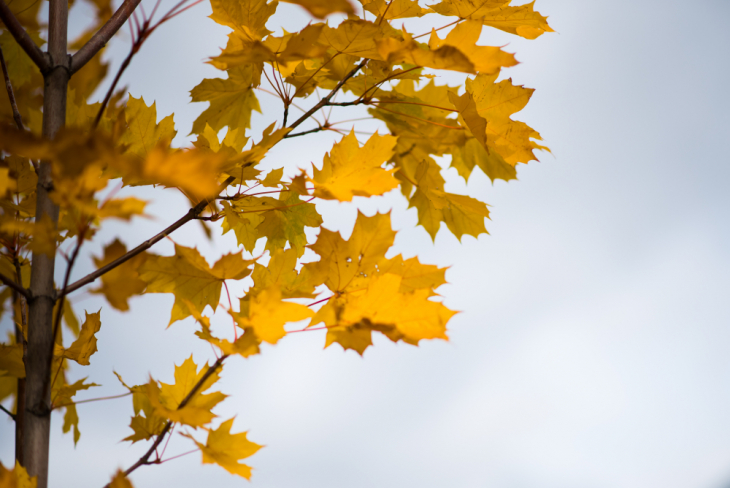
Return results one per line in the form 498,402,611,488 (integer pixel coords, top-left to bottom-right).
311,131,398,201
0,461,37,488
281,0,354,18
314,273,455,354
428,0,508,20
466,72,547,165
139,245,254,325
148,355,226,427
183,418,262,479
0,343,25,378
120,95,177,157
54,310,102,366
428,20,517,74
91,239,148,311
430,0,554,39
305,211,396,293
233,286,314,344
108,471,133,488
210,0,278,41
190,67,261,135
360,0,426,20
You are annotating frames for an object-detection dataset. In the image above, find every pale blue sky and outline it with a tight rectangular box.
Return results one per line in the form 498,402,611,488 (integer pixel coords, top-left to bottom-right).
2,1,730,487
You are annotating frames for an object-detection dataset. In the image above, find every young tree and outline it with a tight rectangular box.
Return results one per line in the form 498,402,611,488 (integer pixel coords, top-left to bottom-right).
0,0,552,485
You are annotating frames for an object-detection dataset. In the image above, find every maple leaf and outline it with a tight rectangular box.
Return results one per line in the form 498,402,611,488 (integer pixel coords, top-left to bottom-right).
210,0,278,41
429,0,554,39
281,0,354,18
310,131,398,201
54,310,102,365
360,0,426,20
190,67,261,136
91,240,149,311
304,211,396,293
140,245,254,324
256,190,323,256
120,95,176,157
108,471,134,488
188,304,262,357
51,377,100,445
233,286,313,344
313,273,455,354
464,72,548,166
249,248,318,299
410,160,491,240
0,343,25,378
450,137,516,182
0,461,37,488
183,418,262,479
115,372,167,443
148,355,226,427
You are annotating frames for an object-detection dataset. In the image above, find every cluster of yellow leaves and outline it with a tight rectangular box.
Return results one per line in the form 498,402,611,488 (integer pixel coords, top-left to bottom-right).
0,0,552,479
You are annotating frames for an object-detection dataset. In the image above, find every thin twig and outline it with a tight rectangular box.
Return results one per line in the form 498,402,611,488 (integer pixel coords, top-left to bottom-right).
71,0,143,74
0,272,31,299
52,391,132,409
0,0,49,71
65,176,236,295
287,60,368,131
0,404,15,420
0,44,24,129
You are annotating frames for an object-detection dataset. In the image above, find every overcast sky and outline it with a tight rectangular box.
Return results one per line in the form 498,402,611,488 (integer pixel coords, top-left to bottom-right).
2,1,730,487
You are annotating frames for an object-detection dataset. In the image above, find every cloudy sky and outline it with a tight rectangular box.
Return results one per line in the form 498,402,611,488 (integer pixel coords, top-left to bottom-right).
2,1,730,487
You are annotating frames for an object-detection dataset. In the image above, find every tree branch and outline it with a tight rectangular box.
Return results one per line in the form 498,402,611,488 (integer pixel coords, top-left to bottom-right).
104,355,229,487
0,272,31,299
286,59,368,131
0,44,24,129
0,403,15,420
64,176,236,295
0,0,49,72
70,0,142,74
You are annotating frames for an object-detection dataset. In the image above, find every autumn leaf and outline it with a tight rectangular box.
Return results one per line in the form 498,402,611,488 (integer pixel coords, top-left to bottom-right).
52,377,100,445
360,0,426,20
232,286,313,344
0,461,37,488
210,0,278,41
120,95,176,157
429,0,554,39
281,0,354,19
108,471,134,488
54,311,102,366
310,131,399,201
313,273,455,354
183,418,262,479
139,245,254,324
0,343,25,378
91,240,149,311
115,372,166,443
148,355,226,427
190,67,261,136
305,211,396,293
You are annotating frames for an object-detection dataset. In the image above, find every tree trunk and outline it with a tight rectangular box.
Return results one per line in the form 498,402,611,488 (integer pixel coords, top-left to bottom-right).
24,0,67,485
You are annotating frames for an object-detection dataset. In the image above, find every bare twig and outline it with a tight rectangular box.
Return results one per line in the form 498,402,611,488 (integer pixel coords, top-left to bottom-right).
64,176,236,295
104,355,229,486
0,404,15,420
0,0,49,71
0,272,31,299
52,392,132,409
287,60,368,131
70,0,142,74
0,44,24,129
